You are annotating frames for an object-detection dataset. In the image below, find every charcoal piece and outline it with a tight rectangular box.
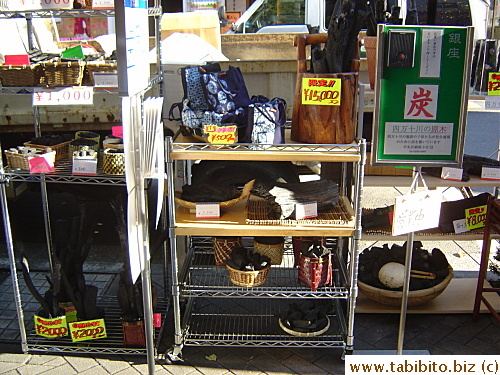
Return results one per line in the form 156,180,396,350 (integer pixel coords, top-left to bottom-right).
224,258,240,270
362,205,394,229
180,182,239,203
292,320,312,329
422,155,500,181
70,139,98,147
77,131,99,139
250,253,262,268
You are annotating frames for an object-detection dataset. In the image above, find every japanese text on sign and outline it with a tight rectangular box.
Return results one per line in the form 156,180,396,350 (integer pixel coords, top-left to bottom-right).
34,316,68,338
384,122,453,155
203,124,237,144
420,29,443,78
488,73,500,96
301,78,341,106
33,87,94,106
69,319,107,342
392,190,442,236
465,205,487,230
404,84,438,120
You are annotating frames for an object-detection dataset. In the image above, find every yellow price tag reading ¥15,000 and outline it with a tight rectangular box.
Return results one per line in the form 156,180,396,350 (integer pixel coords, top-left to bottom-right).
301,78,341,106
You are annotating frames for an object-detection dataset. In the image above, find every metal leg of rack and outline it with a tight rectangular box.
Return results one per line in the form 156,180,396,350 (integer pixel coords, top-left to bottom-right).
345,139,366,353
165,137,184,361
1,179,28,353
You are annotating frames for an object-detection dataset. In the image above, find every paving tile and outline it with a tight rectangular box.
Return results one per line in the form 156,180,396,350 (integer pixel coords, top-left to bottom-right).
280,354,329,375
465,337,500,355
246,353,297,375
434,340,483,355
161,363,204,375
112,368,141,375
63,355,100,373
0,354,29,364
253,347,294,362
17,364,57,375
38,363,78,375
307,352,344,375
76,365,112,375
95,357,132,374
0,362,21,374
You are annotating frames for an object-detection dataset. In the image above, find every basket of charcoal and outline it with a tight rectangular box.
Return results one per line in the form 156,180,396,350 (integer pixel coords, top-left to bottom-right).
175,179,255,212
297,238,332,291
279,301,330,337
24,134,73,161
357,241,453,306
224,247,271,287
0,64,45,87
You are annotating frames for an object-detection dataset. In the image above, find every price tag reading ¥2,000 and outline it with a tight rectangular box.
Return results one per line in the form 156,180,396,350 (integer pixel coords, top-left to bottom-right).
302,77,341,106
295,202,318,219
34,315,68,338
196,203,220,219
465,205,487,230
69,319,107,342
392,190,442,236
33,87,94,106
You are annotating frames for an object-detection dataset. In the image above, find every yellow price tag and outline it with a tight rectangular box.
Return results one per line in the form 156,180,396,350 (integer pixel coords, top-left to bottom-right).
301,77,341,105
34,315,68,338
465,205,487,230
203,124,238,144
487,73,500,96
69,318,107,342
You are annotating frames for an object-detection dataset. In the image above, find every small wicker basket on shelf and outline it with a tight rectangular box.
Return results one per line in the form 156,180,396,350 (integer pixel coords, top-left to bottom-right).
253,237,285,265
0,64,44,87
42,61,85,86
23,140,71,161
4,149,56,171
213,236,242,266
102,148,125,175
226,264,270,287
84,61,117,85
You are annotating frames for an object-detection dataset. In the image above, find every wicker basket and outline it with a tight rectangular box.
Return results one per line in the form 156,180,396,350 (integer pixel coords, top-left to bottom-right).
0,64,44,87
84,61,117,85
226,264,270,287
102,148,125,175
213,236,242,266
23,140,71,161
42,61,85,86
298,252,332,291
279,316,330,337
4,149,56,171
357,266,454,307
253,237,285,265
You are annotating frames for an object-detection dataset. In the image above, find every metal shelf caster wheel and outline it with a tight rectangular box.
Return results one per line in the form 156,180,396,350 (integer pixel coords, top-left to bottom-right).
164,347,183,364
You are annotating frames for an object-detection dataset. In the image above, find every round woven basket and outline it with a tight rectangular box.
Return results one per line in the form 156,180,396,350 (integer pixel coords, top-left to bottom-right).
213,236,242,266
226,264,270,287
358,266,454,307
253,237,285,265
278,316,330,337
102,148,125,175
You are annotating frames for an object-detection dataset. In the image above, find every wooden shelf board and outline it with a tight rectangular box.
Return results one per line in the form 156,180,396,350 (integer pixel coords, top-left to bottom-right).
174,196,356,237
355,278,500,314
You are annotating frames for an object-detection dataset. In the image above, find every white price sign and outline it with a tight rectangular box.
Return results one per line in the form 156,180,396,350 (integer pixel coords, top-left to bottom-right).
481,166,500,180
441,167,463,181
33,87,94,106
295,202,318,219
72,159,97,175
392,190,442,236
195,203,220,218
485,96,500,110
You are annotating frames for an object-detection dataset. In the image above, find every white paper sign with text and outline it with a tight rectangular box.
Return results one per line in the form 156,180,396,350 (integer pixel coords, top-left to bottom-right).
33,87,94,106
392,190,442,236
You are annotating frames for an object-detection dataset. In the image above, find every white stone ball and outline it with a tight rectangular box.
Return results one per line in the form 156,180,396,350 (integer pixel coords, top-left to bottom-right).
378,262,406,289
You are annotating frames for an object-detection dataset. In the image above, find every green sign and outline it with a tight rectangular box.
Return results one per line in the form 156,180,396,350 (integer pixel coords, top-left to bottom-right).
372,25,473,167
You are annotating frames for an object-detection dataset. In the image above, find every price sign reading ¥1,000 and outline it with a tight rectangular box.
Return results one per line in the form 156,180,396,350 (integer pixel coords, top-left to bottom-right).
301,78,341,106
33,87,94,106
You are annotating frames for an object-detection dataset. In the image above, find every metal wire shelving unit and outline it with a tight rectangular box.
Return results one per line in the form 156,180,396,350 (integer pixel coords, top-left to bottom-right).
164,136,366,360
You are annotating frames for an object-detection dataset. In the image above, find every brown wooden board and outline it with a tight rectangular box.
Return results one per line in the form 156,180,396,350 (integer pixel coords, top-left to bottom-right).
356,278,500,314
